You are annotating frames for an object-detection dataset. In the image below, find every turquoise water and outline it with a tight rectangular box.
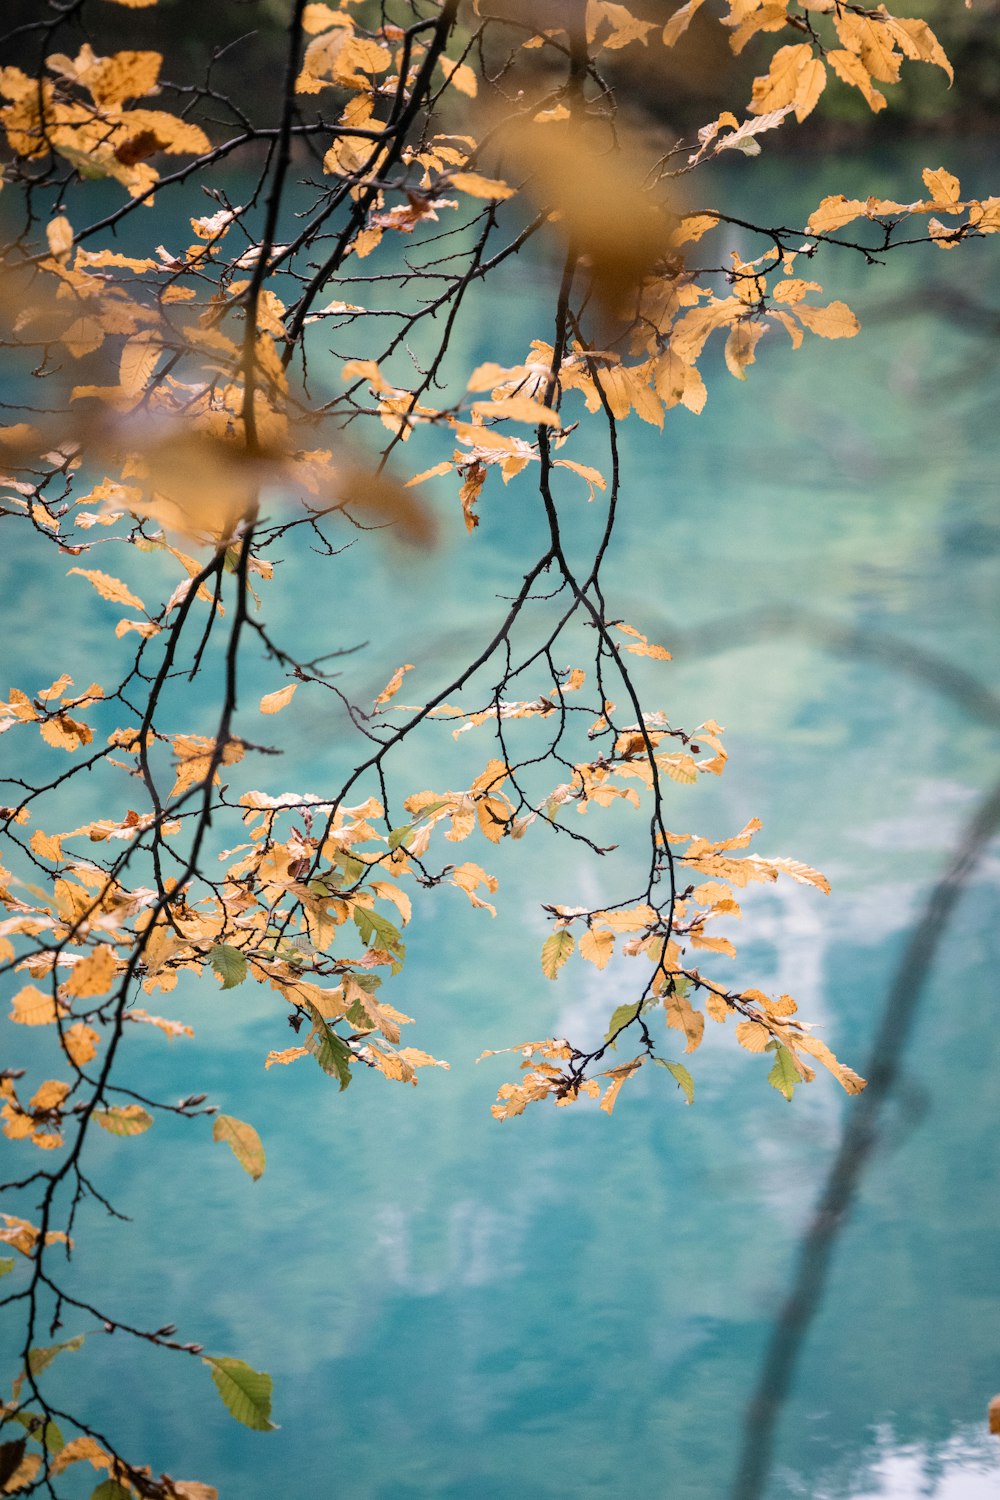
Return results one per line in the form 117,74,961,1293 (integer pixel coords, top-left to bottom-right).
3,143,1000,1498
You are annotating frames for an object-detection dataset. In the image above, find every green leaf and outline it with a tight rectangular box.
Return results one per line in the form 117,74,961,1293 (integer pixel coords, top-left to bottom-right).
352,907,405,973
209,943,248,990
387,824,412,850
336,854,365,882
55,143,114,180
301,1001,352,1090
10,1411,64,1453
94,1104,153,1136
212,1115,266,1181
766,1041,798,1102
345,1000,372,1031
604,1001,639,1048
353,907,402,953
654,1057,695,1104
0,1257,15,1278
27,1333,85,1377
309,1025,352,1090
90,1482,133,1500
203,1356,278,1432
540,929,574,980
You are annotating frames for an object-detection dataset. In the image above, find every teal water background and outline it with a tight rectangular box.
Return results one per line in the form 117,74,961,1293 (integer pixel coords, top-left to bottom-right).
2,142,999,1498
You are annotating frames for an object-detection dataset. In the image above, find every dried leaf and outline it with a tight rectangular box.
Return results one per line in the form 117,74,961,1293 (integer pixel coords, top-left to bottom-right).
68,568,145,613
212,1115,265,1181
259,684,297,715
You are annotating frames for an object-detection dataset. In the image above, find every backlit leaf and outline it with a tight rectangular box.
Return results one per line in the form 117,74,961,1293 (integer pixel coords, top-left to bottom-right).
449,172,515,200
203,1356,278,1431
65,945,117,998
94,1105,153,1136
68,568,145,613
766,1041,799,1102
10,986,61,1027
541,930,574,980
89,1483,133,1500
209,944,248,990
259,684,297,715
27,1333,84,1377
304,1005,353,1090
654,1058,695,1104
212,1115,265,1181
792,301,860,340
579,927,614,969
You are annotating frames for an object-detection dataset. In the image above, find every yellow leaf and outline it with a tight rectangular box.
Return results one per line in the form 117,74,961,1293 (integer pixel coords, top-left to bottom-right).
39,714,93,752
29,1079,70,1112
125,1009,194,1040
373,663,414,709
50,1436,110,1475
664,990,705,1052
396,1047,450,1072
806,195,867,235
541,929,574,979
671,212,720,246
439,57,477,97
579,927,614,969
302,3,353,33
927,217,961,249
594,903,657,933
449,171,516,200
882,12,953,85
922,166,962,208
115,618,160,639
29,829,63,860
62,1022,100,1066
119,335,161,396
663,0,705,46
36,673,73,702
405,461,453,487
264,1046,309,1069
65,944,118,998
348,225,382,259
68,567,145,612
212,1114,265,1180
599,1056,644,1115
553,458,607,496
366,1045,416,1084
796,1034,867,1094
476,795,510,843
1,1453,41,1491
724,320,765,380
10,985,62,1026
470,397,561,428
749,44,815,115
735,1019,771,1052
827,48,887,111
45,215,74,259
792,300,860,339
794,57,827,121
259,684,297,715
